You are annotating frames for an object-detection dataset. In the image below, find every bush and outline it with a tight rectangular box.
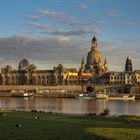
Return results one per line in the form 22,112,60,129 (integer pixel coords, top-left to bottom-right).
31,110,38,113
100,108,110,116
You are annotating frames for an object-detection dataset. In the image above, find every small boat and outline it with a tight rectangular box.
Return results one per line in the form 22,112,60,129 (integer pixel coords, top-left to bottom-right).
95,89,135,100
95,89,108,99
12,90,34,97
95,93,108,99
96,94,135,100
77,92,96,99
22,92,34,97
106,94,135,100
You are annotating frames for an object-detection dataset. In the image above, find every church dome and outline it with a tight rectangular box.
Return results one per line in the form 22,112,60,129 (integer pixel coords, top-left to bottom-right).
18,58,29,70
28,64,37,71
58,64,64,69
5,65,12,70
4,65,12,73
85,36,108,74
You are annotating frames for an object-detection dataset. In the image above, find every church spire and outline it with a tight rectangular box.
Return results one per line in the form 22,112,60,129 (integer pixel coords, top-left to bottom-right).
92,36,97,42
81,57,85,65
104,57,107,64
91,35,98,51
80,57,86,74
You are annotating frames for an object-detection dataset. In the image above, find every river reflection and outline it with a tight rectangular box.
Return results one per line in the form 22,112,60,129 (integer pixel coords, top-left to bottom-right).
0,97,140,115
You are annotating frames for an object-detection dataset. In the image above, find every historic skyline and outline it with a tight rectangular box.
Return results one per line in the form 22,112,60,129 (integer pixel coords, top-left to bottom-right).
0,0,140,71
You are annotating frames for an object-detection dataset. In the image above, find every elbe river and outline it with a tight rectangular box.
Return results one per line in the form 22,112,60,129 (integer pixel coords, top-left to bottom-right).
0,97,140,115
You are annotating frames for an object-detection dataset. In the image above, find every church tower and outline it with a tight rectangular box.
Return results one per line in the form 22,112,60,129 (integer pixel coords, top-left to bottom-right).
104,57,108,71
125,56,133,72
85,36,108,76
79,57,86,75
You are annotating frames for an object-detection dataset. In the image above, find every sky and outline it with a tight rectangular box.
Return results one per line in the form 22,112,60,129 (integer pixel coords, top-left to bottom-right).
0,0,140,71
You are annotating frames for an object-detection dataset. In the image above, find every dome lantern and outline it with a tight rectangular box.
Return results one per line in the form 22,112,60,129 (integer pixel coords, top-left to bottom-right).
18,58,29,70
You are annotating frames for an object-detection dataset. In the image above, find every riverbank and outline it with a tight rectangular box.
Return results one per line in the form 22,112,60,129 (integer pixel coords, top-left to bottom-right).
1,93,140,99
0,85,140,98
0,111,140,140
0,85,81,98
0,92,77,98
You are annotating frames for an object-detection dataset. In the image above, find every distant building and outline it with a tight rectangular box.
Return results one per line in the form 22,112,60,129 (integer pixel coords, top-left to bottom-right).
0,36,109,86
1,36,139,86
101,71,140,85
129,85,140,94
79,36,108,77
101,57,140,85
66,68,79,85
0,58,79,85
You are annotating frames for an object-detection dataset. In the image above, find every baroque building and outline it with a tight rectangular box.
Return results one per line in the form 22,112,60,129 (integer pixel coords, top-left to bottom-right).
1,36,138,86
101,56,140,85
0,58,79,85
101,71,140,85
0,36,109,85
79,36,108,77
0,36,108,86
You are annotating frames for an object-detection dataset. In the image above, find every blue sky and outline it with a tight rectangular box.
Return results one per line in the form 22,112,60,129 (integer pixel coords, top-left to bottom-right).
0,0,140,71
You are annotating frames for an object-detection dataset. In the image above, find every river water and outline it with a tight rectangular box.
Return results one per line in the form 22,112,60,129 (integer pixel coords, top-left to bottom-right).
0,97,140,115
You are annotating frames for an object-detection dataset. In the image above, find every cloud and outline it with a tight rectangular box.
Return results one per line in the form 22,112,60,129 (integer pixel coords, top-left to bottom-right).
20,29,35,34
118,37,136,43
0,35,88,69
24,21,51,31
78,4,88,10
119,21,134,27
27,15,39,20
99,39,140,71
23,8,101,37
107,9,120,17
38,9,63,20
38,9,78,25
23,21,101,37
43,26,101,36
57,36,69,44
1,36,140,71
23,8,102,37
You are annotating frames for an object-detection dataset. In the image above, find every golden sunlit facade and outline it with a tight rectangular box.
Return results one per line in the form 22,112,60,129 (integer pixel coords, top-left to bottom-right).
79,36,108,77
0,59,79,85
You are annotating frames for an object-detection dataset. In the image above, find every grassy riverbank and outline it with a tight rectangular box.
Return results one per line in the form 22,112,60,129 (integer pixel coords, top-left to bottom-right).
0,111,140,140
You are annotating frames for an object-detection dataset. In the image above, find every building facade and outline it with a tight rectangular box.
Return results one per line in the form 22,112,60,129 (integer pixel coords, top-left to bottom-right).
1,36,138,86
0,36,108,86
129,85,140,94
101,56,140,85
101,71,140,85
0,59,79,85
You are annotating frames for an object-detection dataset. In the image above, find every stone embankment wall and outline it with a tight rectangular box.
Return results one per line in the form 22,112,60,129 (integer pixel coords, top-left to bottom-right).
0,85,125,93
0,85,127,97
0,85,82,97
94,85,125,92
